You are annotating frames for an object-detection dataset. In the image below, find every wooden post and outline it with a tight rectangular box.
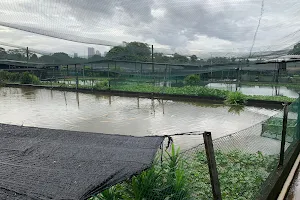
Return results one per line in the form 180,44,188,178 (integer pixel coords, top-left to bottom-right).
203,132,222,200
279,103,289,167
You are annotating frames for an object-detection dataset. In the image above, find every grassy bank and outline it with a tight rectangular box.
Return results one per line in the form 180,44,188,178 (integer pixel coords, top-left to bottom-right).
91,145,277,200
0,71,296,103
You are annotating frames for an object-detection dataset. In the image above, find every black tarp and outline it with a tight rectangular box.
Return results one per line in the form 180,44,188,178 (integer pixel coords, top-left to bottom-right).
0,123,164,200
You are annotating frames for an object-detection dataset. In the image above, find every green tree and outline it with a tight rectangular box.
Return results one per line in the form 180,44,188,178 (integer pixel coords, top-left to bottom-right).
106,46,127,60
51,52,72,63
39,55,54,63
173,53,189,63
289,43,300,55
106,42,151,61
0,47,7,59
190,55,197,63
153,53,169,63
30,54,38,62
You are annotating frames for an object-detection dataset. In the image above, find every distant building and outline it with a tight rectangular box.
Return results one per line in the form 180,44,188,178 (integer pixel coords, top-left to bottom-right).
95,50,101,56
88,47,95,58
74,53,78,58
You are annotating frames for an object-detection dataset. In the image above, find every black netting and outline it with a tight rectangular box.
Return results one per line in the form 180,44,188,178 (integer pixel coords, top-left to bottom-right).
0,123,164,200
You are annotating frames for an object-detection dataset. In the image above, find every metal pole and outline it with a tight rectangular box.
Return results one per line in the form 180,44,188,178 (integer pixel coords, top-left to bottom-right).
203,132,222,200
297,93,300,140
279,103,289,167
152,45,154,74
26,47,29,68
152,45,155,86
75,64,78,90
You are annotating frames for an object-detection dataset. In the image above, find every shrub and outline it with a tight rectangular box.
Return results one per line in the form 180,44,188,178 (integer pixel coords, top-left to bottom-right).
93,144,191,200
184,74,200,85
225,91,247,105
93,79,109,90
20,72,40,84
0,71,20,82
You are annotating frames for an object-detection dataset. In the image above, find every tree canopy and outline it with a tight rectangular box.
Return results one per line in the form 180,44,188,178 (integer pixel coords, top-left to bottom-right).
289,43,300,55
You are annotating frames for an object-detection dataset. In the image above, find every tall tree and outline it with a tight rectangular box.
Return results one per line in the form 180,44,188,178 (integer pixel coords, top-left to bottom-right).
289,43,300,55
0,47,7,59
30,54,38,61
173,53,189,63
106,46,127,60
106,42,151,61
190,55,198,63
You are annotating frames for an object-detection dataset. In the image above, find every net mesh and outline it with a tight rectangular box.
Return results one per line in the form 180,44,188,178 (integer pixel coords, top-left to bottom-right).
90,96,299,200
0,0,300,59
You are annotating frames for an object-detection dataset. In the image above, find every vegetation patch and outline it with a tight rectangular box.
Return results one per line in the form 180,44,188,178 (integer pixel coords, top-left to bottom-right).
225,91,247,105
20,72,40,84
91,146,277,200
184,74,201,85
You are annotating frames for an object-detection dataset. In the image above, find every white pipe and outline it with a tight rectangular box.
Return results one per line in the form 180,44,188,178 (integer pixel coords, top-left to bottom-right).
277,153,300,200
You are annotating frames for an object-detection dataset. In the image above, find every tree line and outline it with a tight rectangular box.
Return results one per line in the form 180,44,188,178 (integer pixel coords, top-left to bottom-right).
0,42,245,65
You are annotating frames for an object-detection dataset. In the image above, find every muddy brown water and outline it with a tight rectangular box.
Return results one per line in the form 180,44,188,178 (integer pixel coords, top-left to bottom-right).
0,87,278,149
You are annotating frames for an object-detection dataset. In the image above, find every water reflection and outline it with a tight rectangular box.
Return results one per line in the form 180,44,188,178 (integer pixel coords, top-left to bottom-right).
21,87,37,99
0,87,277,149
207,83,299,98
228,105,245,115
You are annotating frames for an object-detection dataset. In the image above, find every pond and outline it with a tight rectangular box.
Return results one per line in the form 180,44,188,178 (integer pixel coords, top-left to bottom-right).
207,83,299,98
0,87,277,149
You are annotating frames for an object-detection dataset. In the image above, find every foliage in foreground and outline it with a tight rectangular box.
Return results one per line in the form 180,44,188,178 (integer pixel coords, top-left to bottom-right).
91,146,277,200
188,150,277,200
92,145,191,200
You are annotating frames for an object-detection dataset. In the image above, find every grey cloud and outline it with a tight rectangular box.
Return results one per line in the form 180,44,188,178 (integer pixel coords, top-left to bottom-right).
0,0,300,53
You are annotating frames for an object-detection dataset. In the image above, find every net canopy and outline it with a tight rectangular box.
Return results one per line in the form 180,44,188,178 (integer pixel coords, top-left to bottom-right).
0,0,300,59
0,123,164,200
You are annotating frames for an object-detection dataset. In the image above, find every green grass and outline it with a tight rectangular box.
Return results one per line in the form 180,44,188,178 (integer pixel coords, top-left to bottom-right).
91,147,277,200
246,95,296,102
1,70,296,103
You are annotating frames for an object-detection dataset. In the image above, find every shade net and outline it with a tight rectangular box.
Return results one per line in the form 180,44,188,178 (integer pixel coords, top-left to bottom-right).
0,123,164,200
90,98,300,200
0,0,300,60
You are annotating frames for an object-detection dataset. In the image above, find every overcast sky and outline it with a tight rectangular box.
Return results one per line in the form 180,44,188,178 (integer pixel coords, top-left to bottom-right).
0,0,300,57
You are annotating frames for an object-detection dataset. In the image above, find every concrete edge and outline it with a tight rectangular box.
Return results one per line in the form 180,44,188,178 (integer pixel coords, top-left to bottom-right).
277,153,300,200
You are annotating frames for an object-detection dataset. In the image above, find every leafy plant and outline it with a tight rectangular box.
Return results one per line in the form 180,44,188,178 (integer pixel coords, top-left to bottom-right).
184,74,200,85
187,150,278,200
93,80,109,90
225,91,247,105
20,72,40,84
92,186,123,200
94,144,190,200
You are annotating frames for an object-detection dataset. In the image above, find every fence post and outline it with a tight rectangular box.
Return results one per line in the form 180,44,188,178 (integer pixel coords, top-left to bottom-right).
203,132,222,200
297,94,300,140
75,64,78,90
279,103,289,167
